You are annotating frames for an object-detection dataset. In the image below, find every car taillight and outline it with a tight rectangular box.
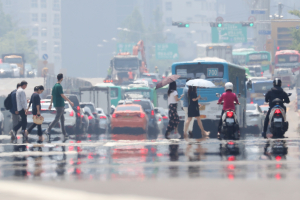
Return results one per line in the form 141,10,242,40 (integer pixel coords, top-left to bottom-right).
112,113,118,118
151,110,154,116
70,111,74,117
162,116,168,119
227,156,236,161
288,84,290,87
228,141,235,145
152,79,157,83
51,110,56,114
140,113,145,118
250,101,253,104
100,116,107,119
261,72,263,75
226,111,233,118
77,112,80,117
88,116,93,120
77,106,80,111
81,115,84,118
158,118,162,122
134,100,141,101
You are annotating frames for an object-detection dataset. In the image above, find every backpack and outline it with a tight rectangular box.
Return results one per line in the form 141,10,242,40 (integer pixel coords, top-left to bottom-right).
4,92,13,110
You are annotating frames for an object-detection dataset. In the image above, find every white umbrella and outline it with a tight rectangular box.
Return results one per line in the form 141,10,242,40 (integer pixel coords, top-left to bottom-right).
186,79,215,88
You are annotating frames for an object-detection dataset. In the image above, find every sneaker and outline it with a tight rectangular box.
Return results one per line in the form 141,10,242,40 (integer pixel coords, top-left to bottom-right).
261,132,266,138
44,130,51,143
21,131,28,143
165,131,170,139
188,131,193,138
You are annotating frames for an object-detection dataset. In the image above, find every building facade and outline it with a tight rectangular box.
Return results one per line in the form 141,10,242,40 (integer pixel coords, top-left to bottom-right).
1,0,62,72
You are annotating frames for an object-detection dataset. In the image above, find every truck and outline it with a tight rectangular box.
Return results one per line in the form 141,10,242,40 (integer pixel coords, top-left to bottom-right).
197,44,233,63
105,40,148,85
2,54,25,77
79,86,111,116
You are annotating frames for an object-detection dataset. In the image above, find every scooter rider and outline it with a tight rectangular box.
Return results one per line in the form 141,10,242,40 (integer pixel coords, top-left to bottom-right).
262,78,290,138
217,82,240,138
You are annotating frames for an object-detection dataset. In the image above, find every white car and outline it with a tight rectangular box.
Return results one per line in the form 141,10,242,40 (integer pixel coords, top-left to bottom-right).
10,64,20,77
27,100,76,133
96,108,109,133
246,103,265,133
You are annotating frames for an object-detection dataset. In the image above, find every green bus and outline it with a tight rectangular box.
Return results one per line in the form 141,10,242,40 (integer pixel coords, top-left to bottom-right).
95,83,123,107
123,85,158,107
232,49,271,71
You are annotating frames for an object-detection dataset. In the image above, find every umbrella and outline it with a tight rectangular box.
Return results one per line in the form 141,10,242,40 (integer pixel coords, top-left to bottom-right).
186,79,215,88
155,74,180,90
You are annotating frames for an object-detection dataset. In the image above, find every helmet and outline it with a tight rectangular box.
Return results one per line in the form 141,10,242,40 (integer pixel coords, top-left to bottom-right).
225,82,233,91
273,78,282,87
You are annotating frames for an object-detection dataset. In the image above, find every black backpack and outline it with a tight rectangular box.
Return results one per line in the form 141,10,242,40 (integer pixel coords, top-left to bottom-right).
4,92,13,110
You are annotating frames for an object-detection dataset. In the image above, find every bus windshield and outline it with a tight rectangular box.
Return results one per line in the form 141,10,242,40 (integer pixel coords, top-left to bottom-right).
124,90,151,99
252,82,273,93
4,57,23,63
247,53,269,65
114,58,139,70
175,64,224,87
277,54,299,63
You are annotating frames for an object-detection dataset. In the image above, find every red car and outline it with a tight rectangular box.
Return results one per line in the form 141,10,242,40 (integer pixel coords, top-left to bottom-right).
111,104,148,132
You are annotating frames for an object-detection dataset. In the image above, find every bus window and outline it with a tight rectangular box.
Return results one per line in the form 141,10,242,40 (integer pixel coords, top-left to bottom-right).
111,88,118,99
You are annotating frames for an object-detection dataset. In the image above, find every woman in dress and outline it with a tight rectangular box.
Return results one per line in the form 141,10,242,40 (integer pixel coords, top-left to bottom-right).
165,81,183,139
184,86,210,140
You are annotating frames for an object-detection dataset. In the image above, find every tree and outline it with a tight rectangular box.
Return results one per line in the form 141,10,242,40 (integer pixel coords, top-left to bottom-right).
118,7,146,43
0,2,37,66
0,30,37,65
289,10,300,18
289,10,300,52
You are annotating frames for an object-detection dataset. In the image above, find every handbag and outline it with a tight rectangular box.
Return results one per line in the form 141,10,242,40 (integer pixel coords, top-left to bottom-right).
33,115,44,125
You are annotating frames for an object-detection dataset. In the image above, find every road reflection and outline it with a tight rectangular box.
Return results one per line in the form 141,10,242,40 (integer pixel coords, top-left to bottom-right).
0,132,297,181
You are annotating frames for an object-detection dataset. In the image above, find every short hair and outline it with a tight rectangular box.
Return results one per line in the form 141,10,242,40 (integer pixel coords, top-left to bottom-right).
34,86,39,91
39,85,44,90
186,78,191,83
16,83,21,88
20,81,28,86
57,73,63,81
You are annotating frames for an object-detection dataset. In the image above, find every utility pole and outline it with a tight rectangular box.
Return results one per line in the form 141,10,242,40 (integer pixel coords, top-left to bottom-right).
278,2,283,19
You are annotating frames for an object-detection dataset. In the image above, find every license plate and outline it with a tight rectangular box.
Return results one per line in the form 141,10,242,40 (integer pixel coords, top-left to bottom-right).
199,105,206,111
274,118,282,122
226,118,234,123
123,116,133,118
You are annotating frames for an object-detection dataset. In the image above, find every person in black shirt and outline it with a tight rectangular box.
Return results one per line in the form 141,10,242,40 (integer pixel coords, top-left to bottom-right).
26,85,44,143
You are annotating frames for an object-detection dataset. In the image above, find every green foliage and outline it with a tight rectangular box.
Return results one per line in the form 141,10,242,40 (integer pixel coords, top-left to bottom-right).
289,10,300,18
118,7,174,74
290,28,300,52
289,10,300,52
0,2,37,66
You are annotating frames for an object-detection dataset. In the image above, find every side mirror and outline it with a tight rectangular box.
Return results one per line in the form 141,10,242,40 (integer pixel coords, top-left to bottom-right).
288,93,292,96
154,108,159,114
216,93,221,98
0,108,5,112
145,110,150,114
247,82,252,91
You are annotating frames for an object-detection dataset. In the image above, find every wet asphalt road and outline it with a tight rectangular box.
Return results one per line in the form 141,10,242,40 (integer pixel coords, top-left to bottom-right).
0,87,300,199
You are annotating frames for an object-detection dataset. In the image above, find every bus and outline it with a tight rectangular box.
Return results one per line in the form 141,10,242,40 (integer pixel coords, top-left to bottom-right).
246,78,273,106
197,44,233,62
95,83,123,107
274,50,300,73
232,49,271,71
172,58,247,137
123,85,158,107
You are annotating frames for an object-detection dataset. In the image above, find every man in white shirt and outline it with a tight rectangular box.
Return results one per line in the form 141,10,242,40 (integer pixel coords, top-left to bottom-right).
10,81,28,143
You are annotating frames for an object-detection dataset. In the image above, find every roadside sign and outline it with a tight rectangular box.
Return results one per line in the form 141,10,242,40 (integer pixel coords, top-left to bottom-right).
42,54,48,60
216,16,224,23
211,23,247,43
251,10,266,14
258,30,271,35
116,43,135,54
248,16,256,22
155,43,179,60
